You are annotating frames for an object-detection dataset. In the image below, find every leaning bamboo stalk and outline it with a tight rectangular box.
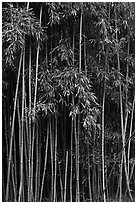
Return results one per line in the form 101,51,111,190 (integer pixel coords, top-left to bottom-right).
5,50,23,201
40,122,49,201
18,46,25,202
64,151,68,202
53,115,58,201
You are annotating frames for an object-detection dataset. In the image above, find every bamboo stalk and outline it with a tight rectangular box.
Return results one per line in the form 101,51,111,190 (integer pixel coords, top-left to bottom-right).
25,93,29,151
127,99,134,175
53,115,58,201
18,46,25,202
37,121,41,200
5,50,23,201
101,19,108,202
58,160,64,202
11,159,16,201
83,15,87,76
13,132,17,195
17,98,21,158
24,121,29,197
35,122,39,201
64,151,68,202
125,161,135,196
77,111,80,202
79,8,82,73
30,7,43,201
50,118,54,201
102,86,106,202
87,138,92,201
24,95,29,196
72,21,75,65
70,118,73,202
30,124,35,201
72,95,78,201
28,42,32,201
76,7,83,202
4,104,9,166
40,122,49,201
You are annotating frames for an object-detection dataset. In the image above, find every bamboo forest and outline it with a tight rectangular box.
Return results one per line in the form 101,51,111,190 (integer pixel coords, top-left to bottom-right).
2,2,135,202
